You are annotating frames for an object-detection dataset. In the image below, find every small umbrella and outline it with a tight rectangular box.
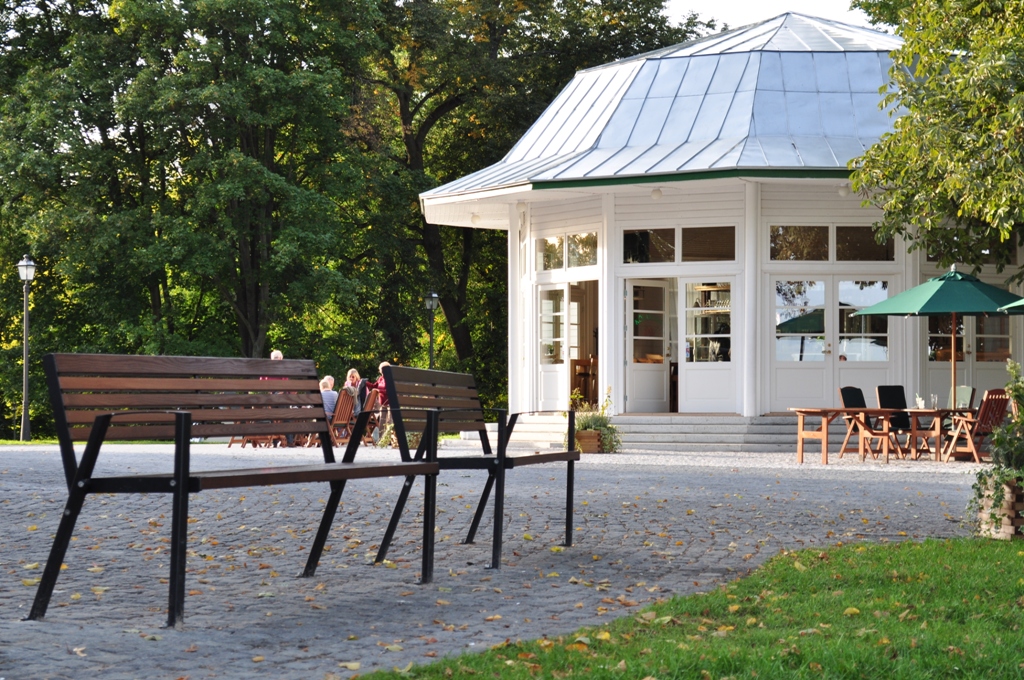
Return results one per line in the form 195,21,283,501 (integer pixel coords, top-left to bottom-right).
854,265,1024,395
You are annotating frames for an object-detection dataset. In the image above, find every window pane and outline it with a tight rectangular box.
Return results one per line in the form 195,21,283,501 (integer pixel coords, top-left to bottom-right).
536,236,564,271
567,232,597,267
775,280,825,361
928,315,964,362
684,282,731,362
837,280,889,361
836,227,894,261
539,289,564,364
633,285,665,311
770,226,828,261
681,227,734,261
624,229,675,263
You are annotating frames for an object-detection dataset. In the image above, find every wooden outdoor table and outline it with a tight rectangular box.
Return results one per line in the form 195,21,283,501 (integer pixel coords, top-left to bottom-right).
906,408,975,461
789,407,902,465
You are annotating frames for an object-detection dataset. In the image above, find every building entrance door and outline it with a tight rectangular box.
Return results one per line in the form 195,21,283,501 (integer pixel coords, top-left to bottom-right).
626,280,670,413
924,311,1012,404
770,277,891,411
538,285,567,411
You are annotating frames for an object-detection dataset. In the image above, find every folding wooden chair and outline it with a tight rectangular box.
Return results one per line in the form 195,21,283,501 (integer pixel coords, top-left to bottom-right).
943,388,1009,463
837,387,881,458
876,385,913,458
327,390,357,447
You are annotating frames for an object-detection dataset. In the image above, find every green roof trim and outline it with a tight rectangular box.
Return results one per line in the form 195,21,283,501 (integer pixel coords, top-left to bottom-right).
531,168,852,190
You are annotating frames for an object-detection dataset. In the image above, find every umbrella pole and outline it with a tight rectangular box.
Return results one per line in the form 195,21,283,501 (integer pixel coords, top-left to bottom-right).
951,311,957,400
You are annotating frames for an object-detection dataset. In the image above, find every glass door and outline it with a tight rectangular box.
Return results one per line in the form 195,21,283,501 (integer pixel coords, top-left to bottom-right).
538,286,567,411
626,280,670,412
770,278,891,410
925,312,1011,404
677,280,737,412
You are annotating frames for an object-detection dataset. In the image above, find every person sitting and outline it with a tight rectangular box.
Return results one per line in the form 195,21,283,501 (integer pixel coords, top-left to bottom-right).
367,362,390,409
366,362,391,427
342,368,362,416
320,377,337,418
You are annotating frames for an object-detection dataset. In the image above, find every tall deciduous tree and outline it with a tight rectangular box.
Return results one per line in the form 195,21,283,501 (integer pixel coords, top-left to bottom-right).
0,0,374,359
349,0,713,367
850,0,1024,273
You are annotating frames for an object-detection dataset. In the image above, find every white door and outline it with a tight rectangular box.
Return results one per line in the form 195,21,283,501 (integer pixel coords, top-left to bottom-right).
538,285,567,411
678,279,737,412
770,277,892,411
924,312,1012,405
626,280,670,412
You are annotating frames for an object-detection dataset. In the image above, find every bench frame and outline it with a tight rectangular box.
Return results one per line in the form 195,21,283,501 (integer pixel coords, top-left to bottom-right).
375,366,579,569
27,353,438,628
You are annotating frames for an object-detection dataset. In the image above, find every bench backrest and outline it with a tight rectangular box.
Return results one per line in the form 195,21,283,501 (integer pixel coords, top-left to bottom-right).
383,366,491,461
45,353,332,486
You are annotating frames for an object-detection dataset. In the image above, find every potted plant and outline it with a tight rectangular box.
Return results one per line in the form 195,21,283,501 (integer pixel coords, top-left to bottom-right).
569,389,621,454
968,360,1024,540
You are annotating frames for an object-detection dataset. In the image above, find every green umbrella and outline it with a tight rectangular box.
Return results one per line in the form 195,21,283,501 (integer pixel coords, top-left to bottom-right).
854,265,1024,394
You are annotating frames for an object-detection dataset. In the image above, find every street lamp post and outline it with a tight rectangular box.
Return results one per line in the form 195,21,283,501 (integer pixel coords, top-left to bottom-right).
17,255,35,442
425,291,440,369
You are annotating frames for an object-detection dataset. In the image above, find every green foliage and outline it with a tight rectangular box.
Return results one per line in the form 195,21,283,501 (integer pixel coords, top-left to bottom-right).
970,358,1024,528
850,0,1024,277
367,539,1024,679
570,388,620,453
0,0,712,435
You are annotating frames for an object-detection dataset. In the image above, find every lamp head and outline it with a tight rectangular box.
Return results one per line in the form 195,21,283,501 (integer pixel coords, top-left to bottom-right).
425,291,440,311
17,255,35,282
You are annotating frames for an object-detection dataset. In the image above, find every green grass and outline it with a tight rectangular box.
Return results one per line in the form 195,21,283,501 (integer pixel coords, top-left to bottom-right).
368,539,1024,679
0,438,57,445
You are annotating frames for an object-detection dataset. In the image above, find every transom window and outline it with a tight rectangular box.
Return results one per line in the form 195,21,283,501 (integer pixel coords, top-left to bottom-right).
536,232,597,271
770,225,894,262
623,226,735,264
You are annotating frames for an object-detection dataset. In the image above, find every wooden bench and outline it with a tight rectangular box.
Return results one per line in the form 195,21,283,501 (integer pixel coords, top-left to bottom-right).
373,366,579,570
27,353,439,628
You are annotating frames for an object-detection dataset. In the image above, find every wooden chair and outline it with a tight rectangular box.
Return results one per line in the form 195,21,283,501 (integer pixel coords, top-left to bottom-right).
326,390,357,446
948,385,977,410
943,388,1010,463
876,385,913,457
837,387,880,458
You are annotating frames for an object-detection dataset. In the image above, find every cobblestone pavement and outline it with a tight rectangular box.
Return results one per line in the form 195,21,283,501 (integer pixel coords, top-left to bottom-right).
0,443,981,679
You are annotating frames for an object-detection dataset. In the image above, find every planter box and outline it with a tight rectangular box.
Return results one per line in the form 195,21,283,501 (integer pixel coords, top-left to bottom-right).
575,430,603,454
978,481,1024,541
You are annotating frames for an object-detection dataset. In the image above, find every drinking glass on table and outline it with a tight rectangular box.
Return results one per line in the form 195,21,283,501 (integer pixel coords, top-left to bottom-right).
930,394,938,409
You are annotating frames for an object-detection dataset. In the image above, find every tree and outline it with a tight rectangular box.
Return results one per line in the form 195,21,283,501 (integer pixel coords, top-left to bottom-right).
348,0,713,374
850,0,1024,275
0,0,375,359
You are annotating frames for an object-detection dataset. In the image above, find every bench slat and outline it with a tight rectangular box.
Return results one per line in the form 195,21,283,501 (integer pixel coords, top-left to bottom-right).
64,407,327,425
62,393,323,408
51,353,318,379
58,376,321,392
69,421,329,442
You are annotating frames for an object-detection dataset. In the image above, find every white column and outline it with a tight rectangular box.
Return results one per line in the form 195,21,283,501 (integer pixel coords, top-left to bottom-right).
599,193,620,414
507,202,522,411
742,181,760,417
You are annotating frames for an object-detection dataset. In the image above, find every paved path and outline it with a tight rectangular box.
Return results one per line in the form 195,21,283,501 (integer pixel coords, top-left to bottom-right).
0,443,980,679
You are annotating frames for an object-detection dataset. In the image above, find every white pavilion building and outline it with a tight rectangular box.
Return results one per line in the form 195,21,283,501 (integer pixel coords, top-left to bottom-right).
419,13,1020,418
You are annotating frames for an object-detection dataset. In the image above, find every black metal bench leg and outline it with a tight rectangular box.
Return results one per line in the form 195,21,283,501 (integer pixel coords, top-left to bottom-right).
463,473,495,545
421,472,436,584
26,490,87,621
167,416,191,629
488,462,505,570
420,410,438,584
564,460,574,547
375,475,416,564
301,479,347,577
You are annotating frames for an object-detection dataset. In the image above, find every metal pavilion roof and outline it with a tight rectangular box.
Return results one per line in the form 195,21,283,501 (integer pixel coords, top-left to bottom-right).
422,13,902,201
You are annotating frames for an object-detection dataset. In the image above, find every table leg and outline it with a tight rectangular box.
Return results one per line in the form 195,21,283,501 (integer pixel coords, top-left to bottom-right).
820,415,829,465
796,413,805,464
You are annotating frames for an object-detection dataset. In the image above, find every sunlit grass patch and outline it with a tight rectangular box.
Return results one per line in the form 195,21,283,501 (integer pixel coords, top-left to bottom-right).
367,539,1024,679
